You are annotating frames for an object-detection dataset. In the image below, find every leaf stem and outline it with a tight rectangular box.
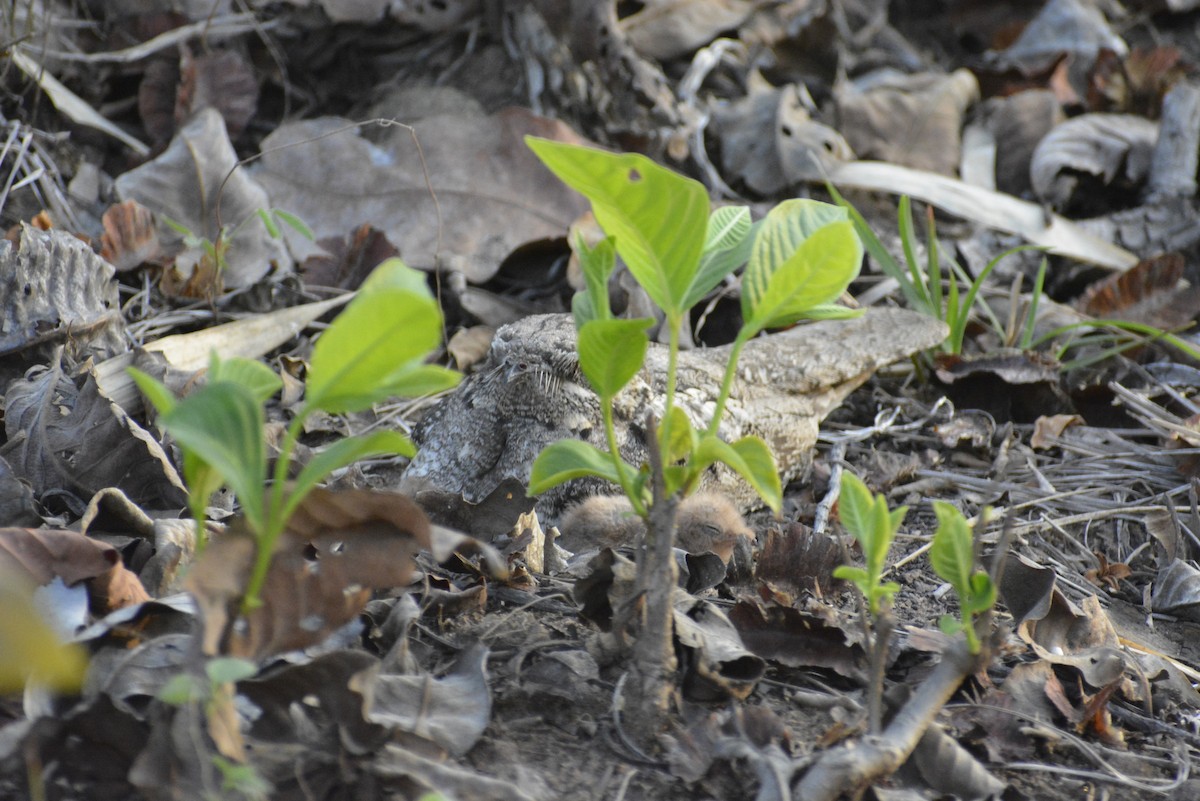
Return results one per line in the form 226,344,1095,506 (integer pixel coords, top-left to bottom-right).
241,410,307,614
707,329,751,437
603,397,645,517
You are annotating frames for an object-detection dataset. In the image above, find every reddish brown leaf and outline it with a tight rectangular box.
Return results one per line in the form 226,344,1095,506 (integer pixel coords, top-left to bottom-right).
177,48,258,140
139,47,259,145
1078,253,1200,329
87,558,152,614
187,489,430,660
300,224,400,290
99,200,162,272
1030,413,1083,449
0,527,147,614
0,527,118,587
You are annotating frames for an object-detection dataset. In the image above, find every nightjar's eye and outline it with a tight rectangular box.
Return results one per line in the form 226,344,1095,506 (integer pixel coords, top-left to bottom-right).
517,362,528,371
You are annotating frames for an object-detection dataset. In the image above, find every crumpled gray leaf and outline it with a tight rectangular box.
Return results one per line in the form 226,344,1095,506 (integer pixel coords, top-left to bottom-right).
0,224,125,361
834,69,980,176
366,642,491,757
1031,113,1159,208
2,363,188,511
714,77,852,195
115,107,288,288
989,0,1127,73
0,455,40,527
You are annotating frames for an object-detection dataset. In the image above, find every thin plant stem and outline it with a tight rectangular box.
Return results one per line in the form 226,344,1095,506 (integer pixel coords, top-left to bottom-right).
241,411,307,614
707,330,751,437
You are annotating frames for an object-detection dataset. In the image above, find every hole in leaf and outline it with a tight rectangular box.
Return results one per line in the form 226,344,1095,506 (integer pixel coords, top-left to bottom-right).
628,168,642,182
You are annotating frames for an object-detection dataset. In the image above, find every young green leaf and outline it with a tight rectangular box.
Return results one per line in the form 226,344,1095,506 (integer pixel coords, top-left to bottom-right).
157,673,204,705
206,657,258,685
704,205,752,253
837,472,876,545
789,303,863,321
742,200,862,333
573,235,617,327
526,136,708,318
578,318,652,400
836,473,905,615
256,208,280,239
529,440,635,495
209,356,283,403
305,290,450,413
662,406,697,464
272,209,315,241
361,257,433,296
128,368,178,416
160,381,267,533
930,501,975,593
160,215,194,238
684,207,754,309
182,450,223,541
693,434,782,514
282,431,416,521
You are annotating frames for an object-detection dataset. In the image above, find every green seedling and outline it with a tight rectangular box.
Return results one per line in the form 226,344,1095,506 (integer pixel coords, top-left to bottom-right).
832,472,904,615
525,137,862,732
527,139,863,512
159,657,270,801
162,207,313,278
829,189,1039,356
130,258,459,613
832,189,1200,372
833,471,905,733
930,502,997,655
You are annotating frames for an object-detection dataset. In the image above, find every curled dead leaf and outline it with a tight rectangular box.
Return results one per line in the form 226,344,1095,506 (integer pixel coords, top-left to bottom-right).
100,200,162,272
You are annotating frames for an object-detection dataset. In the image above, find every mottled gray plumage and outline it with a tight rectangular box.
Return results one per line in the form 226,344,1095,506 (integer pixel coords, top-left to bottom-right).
400,308,947,533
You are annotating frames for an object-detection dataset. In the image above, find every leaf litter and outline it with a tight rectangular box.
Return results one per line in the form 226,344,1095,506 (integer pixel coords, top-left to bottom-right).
3,1,1200,799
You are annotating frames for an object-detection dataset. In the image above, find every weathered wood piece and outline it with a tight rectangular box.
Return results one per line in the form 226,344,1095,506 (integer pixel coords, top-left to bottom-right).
400,308,948,531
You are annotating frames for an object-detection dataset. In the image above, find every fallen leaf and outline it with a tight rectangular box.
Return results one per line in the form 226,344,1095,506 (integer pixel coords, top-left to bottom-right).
256,88,591,283
115,108,288,289
99,200,162,272
1030,113,1159,210
0,224,124,360
621,0,758,61
1077,253,1200,329
300,224,400,290
3,362,189,511
186,488,430,660
367,642,492,757
1031,413,1083,449
834,69,980,176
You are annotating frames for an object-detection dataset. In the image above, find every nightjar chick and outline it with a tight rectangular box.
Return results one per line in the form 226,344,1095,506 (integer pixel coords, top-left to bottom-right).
400,308,947,535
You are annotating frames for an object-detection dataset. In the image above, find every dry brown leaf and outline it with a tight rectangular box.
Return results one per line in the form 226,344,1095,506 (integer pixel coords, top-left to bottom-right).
256,89,590,283
99,200,162,272
1031,413,1083,449
115,108,288,289
728,601,866,682
139,47,258,145
1078,253,1200,329
0,224,125,360
4,363,188,511
1089,46,1193,116
187,488,430,660
990,0,1126,75
300,224,400,290
1030,113,1159,209
176,48,258,141
0,527,118,587
834,69,980,176
620,0,758,62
